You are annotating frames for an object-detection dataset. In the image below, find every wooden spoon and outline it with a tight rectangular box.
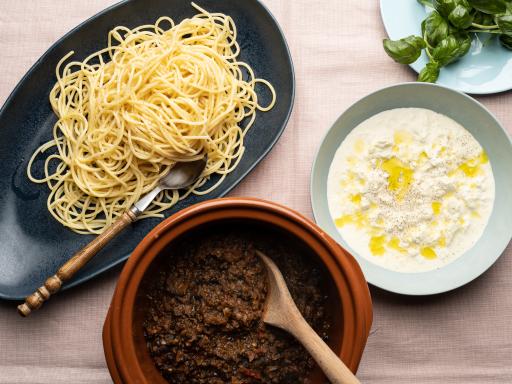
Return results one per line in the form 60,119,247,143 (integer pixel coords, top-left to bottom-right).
17,157,207,317
256,250,361,384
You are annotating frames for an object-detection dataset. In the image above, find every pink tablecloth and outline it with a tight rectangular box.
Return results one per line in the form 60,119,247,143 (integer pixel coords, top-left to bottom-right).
0,1,511,383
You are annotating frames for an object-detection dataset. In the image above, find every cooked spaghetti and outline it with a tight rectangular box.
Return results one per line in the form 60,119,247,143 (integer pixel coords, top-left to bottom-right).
27,3,276,234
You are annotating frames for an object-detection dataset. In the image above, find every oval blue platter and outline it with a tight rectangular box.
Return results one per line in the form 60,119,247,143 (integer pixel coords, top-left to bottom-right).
0,0,294,300
380,0,512,94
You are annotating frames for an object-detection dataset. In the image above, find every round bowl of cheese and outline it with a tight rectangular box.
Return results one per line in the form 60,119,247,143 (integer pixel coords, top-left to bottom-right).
311,83,512,295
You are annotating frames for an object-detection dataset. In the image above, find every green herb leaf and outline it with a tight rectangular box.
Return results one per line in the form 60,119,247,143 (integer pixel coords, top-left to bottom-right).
383,36,426,64
433,0,470,18
432,32,471,65
449,4,474,28
418,62,441,82
500,34,512,49
473,10,498,25
467,0,507,14
496,13,512,35
422,11,451,46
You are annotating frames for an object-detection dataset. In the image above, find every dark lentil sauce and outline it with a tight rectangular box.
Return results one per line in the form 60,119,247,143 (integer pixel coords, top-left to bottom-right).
143,229,331,383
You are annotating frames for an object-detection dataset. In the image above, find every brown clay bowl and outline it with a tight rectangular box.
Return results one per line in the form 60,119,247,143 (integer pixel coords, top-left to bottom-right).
103,198,372,383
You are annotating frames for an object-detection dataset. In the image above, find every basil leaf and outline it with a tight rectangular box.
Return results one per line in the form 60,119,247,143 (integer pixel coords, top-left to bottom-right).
500,34,512,49
449,4,474,28
433,0,455,17
473,10,497,24
383,36,426,64
467,0,507,14
422,11,451,46
433,0,470,18
496,14,512,35
418,62,441,82
432,32,471,65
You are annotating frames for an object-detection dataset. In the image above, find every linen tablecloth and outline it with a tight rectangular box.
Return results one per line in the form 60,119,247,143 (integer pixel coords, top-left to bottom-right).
0,1,511,383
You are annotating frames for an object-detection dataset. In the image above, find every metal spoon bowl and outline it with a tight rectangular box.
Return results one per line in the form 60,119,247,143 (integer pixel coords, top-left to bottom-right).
133,156,208,214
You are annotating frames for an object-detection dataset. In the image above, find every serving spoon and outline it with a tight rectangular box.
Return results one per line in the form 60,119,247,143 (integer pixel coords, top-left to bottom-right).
18,157,208,317
256,251,361,384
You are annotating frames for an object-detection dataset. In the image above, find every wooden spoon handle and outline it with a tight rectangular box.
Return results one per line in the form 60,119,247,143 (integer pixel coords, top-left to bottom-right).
288,315,361,384
17,210,137,317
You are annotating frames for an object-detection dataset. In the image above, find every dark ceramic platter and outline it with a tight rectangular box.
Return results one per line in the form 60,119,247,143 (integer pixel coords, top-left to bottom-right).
0,0,294,299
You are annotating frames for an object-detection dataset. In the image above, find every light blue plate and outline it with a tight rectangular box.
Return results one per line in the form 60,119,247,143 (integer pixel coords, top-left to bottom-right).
380,0,512,94
311,83,512,295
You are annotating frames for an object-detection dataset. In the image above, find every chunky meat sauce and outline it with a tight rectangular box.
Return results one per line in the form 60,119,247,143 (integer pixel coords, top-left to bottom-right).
143,230,330,383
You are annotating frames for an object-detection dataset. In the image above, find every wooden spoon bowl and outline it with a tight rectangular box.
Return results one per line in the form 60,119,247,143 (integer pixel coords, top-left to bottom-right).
257,251,361,384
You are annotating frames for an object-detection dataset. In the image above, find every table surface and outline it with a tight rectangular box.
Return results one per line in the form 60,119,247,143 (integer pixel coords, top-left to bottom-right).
0,1,511,383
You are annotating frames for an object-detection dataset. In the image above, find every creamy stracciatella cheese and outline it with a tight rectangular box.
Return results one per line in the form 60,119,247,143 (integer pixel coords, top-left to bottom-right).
327,108,495,273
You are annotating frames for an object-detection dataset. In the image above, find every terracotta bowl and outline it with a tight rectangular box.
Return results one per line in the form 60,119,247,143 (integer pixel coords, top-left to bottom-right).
103,198,373,383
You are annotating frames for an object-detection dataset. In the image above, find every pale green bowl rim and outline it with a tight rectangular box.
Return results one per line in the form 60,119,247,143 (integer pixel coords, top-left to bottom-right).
311,82,512,295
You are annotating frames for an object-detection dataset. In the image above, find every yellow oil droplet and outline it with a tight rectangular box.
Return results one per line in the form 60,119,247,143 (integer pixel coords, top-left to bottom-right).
354,139,365,154
459,217,465,225
479,150,489,163
350,194,362,204
380,157,414,201
444,191,455,199
439,146,447,155
418,151,429,164
431,201,442,215
455,151,489,178
376,217,384,225
471,211,480,218
420,247,437,259
458,162,480,177
334,211,367,228
388,237,406,253
369,235,387,256
438,236,446,248
358,178,366,186
335,215,352,227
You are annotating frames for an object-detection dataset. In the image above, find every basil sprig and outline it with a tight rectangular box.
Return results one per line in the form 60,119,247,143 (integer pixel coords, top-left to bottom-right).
382,0,512,84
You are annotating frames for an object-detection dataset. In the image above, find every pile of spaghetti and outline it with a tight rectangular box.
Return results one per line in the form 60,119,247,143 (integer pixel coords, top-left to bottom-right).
28,3,275,234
